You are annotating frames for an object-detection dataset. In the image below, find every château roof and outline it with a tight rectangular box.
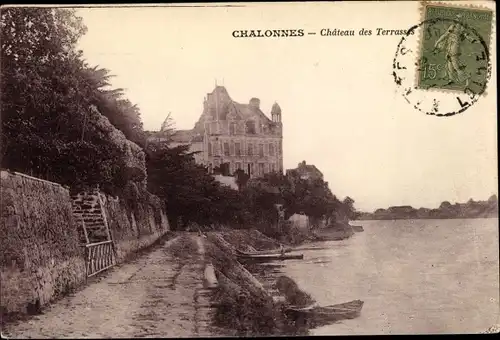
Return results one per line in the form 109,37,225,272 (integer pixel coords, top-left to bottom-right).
232,102,273,123
164,86,280,142
192,85,277,132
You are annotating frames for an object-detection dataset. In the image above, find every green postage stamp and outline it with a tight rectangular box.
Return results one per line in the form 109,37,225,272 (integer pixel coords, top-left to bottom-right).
417,2,494,93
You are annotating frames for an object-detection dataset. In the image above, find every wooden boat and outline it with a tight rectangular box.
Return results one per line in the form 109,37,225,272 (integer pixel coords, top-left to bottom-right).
286,299,364,321
236,253,304,263
235,248,292,256
351,225,364,232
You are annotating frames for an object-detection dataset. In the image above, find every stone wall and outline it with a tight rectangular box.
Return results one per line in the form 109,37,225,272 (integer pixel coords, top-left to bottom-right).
1,171,170,318
0,171,86,316
71,182,170,263
98,184,170,262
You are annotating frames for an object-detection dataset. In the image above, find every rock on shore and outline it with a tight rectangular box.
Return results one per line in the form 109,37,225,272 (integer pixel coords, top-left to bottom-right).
311,222,355,241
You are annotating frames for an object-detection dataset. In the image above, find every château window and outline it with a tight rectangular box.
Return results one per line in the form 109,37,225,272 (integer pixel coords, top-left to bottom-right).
247,143,253,156
235,142,241,156
230,122,236,135
259,163,264,176
246,121,256,134
278,141,282,155
207,142,212,156
224,142,230,156
259,144,264,157
270,163,275,172
269,143,275,156
230,142,235,156
236,162,242,170
249,163,254,175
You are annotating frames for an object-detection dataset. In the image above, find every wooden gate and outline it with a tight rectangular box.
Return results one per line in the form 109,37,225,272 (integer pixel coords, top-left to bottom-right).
85,240,115,277
74,191,117,278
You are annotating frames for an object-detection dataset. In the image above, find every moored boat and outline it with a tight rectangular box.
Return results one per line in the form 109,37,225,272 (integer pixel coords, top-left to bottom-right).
351,225,364,232
286,299,364,322
235,248,292,256
237,253,304,263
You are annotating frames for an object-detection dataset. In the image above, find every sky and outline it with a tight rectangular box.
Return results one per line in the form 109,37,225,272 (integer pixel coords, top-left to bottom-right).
76,1,498,212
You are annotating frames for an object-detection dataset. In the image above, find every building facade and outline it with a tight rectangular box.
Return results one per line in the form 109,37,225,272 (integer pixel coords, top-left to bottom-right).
150,86,284,178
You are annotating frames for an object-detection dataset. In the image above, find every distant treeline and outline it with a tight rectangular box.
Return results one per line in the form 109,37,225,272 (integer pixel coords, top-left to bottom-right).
357,195,498,220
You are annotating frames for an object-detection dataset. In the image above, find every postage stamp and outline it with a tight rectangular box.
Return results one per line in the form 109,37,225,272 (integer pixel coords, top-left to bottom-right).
392,1,494,117
416,2,494,93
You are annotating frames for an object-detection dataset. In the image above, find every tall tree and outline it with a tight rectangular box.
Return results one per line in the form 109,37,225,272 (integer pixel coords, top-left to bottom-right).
1,8,132,193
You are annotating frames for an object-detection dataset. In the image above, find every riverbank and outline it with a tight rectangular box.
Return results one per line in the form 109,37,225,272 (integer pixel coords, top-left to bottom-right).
203,229,309,336
255,220,357,246
203,228,362,336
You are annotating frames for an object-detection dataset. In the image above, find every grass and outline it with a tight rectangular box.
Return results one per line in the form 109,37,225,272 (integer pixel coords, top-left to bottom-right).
211,277,281,336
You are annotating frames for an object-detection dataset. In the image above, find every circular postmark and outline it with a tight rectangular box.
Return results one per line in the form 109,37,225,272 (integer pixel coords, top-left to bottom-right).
393,17,491,117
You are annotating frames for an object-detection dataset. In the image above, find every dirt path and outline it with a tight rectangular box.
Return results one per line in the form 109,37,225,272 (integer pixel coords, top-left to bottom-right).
3,234,219,339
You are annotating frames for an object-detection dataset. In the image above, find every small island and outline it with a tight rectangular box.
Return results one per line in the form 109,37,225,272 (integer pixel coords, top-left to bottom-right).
358,195,498,220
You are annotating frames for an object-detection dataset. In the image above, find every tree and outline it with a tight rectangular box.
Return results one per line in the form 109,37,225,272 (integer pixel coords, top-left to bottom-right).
439,201,452,209
146,142,245,231
1,8,145,194
94,91,146,147
234,169,250,191
1,8,86,164
488,194,498,205
341,196,357,220
160,112,176,133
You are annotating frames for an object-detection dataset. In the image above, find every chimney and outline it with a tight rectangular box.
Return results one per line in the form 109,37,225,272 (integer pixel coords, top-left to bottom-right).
249,98,260,110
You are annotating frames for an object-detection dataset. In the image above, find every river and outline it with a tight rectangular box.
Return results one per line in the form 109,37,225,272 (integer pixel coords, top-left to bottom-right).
275,218,499,335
